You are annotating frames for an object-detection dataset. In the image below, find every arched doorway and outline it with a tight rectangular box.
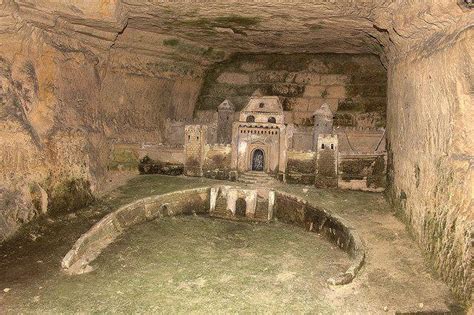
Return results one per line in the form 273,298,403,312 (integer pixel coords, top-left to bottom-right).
251,149,264,171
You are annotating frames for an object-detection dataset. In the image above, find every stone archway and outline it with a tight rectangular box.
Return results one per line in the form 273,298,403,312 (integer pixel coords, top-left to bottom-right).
251,149,264,171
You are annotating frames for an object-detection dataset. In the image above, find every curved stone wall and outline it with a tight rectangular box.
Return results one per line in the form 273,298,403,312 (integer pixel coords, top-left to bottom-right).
273,191,365,285
62,186,365,285
61,187,211,274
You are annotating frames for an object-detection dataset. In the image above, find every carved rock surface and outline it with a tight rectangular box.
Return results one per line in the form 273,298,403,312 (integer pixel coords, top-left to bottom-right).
0,0,472,307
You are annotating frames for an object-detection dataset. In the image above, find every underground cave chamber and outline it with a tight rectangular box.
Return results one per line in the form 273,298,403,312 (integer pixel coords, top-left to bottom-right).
0,1,472,313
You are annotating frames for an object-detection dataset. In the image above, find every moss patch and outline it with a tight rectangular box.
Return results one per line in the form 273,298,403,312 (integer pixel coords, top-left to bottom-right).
163,38,180,46
108,147,139,171
367,156,386,188
139,156,184,176
183,15,261,29
48,178,94,216
340,159,374,181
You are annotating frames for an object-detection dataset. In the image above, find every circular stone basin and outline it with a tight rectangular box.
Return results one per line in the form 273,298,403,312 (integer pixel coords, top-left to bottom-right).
65,216,351,313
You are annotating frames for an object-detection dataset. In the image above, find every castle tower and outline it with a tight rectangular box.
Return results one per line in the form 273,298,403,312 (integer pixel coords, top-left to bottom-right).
184,125,208,177
217,99,234,144
315,134,338,188
312,103,334,150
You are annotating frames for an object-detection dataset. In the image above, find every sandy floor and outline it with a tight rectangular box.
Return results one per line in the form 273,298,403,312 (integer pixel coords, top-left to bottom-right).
0,175,462,314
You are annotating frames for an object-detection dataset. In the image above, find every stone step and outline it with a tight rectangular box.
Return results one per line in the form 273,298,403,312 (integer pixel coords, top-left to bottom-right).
239,176,272,182
244,171,270,177
241,175,274,179
239,179,274,185
239,179,258,184
238,171,277,187
239,173,274,179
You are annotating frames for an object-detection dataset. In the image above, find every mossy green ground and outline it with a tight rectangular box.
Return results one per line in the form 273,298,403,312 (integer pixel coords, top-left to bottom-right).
0,175,459,313
10,217,347,313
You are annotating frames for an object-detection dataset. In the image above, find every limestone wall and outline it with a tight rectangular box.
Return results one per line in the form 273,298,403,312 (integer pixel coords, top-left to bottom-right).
337,154,386,192
0,31,106,239
138,145,184,165
288,126,313,151
285,150,316,185
203,144,232,180
109,143,140,171
196,53,387,128
0,14,209,239
386,29,473,305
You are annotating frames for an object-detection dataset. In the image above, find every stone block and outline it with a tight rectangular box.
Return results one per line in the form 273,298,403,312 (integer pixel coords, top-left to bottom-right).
293,72,321,84
145,201,166,220
292,111,314,125
307,59,330,73
326,86,347,98
282,97,310,111
216,72,250,85
283,111,294,123
250,70,289,83
115,203,147,228
270,83,305,97
303,85,326,98
240,62,266,72
320,74,349,85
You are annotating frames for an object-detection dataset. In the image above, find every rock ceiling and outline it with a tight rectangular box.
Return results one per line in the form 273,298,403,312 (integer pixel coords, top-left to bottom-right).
0,0,471,72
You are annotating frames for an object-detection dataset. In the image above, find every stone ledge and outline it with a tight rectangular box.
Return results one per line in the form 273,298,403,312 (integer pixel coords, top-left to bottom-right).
274,191,366,285
61,187,211,274
62,185,365,286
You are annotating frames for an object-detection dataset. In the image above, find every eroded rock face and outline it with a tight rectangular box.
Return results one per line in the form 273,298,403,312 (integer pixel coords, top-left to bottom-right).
387,29,473,305
0,0,472,307
197,53,386,127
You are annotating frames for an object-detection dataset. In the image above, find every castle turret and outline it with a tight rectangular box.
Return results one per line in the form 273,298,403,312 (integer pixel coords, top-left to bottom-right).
217,99,235,144
184,125,208,177
312,103,334,150
315,134,338,188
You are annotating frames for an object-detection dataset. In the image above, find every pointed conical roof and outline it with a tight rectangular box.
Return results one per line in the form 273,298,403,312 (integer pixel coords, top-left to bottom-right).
251,88,264,97
313,103,333,117
243,96,282,113
218,99,234,111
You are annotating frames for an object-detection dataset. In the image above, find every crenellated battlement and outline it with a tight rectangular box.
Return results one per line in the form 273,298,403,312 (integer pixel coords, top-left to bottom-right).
144,94,387,193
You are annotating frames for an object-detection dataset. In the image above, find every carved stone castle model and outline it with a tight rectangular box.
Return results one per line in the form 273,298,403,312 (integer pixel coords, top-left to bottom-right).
140,93,387,191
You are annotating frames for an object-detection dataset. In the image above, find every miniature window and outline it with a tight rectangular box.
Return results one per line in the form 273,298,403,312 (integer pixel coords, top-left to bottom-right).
331,144,334,150
321,144,325,149
246,115,255,123
268,117,276,123
188,135,191,140
259,102,265,108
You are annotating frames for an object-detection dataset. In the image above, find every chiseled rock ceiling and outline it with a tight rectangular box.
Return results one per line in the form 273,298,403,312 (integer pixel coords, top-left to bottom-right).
1,0,472,66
